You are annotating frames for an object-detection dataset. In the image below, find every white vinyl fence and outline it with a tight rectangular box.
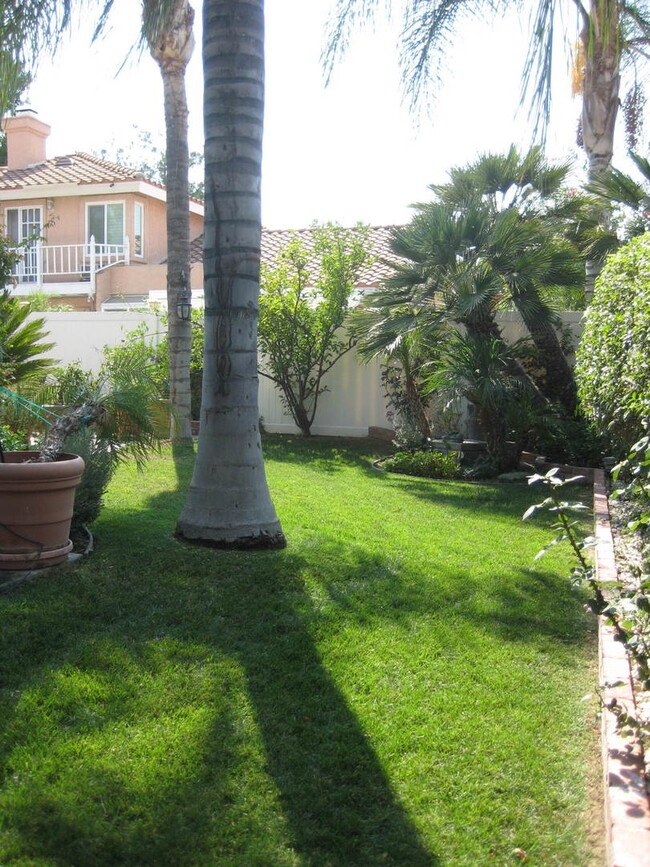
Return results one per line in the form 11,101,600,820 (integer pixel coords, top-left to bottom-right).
26,310,585,439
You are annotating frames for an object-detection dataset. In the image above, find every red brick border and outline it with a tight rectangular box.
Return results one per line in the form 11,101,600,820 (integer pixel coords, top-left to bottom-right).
594,468,650,866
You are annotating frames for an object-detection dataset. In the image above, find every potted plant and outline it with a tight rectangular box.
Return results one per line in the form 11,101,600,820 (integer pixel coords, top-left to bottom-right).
0,355,166,571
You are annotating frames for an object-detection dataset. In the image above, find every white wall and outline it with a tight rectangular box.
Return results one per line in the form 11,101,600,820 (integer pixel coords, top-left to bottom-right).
29,310,585,438
28,311,165,374
259,350,388,436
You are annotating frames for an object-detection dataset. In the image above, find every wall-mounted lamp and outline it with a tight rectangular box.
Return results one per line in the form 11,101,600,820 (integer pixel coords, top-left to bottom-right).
46,198,54,210
176,271,192,321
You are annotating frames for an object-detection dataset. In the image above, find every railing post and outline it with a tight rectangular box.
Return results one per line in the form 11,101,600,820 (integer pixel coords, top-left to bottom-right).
89,234,96,298
123,235,130,266
36,239,43,288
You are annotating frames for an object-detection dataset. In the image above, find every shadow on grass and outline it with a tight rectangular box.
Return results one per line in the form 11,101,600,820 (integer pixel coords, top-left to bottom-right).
0,446,593,865
261,434,392,476
378,473,594,524
286,535,593,650
0,507,437,865
169,438,196,492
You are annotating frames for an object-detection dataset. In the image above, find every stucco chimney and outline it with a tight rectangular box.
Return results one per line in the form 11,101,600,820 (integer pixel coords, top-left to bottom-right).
2,109,51,170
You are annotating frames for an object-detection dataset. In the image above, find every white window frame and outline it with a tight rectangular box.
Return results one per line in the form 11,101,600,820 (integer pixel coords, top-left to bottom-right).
5,206,43,282
134,202,144,257
85,200,125,247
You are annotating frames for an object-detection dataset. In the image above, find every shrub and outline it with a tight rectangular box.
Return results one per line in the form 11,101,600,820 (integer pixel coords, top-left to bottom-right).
41,362,100,406
576,233,650,454
0,423,29,451
63,429,114,529
383,449,461,479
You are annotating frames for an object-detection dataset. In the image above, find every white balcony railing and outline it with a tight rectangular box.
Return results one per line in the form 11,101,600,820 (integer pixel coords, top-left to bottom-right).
9,235,130,296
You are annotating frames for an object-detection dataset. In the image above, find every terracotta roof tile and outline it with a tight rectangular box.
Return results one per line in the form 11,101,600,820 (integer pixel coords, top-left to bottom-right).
190,225,402,286
0,152,164,191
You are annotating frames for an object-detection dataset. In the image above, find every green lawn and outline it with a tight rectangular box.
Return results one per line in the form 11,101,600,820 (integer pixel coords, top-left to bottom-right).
0,436,602,866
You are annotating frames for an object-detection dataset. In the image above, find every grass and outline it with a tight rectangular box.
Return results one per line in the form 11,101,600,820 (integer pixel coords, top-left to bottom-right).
0,435,602,866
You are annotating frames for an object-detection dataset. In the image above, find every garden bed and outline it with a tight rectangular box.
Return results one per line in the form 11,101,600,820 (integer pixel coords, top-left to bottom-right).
594,470,650,865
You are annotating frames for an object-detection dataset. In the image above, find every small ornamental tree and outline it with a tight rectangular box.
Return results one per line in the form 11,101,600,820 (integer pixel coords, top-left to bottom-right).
258,223,371,436
576,232,650,453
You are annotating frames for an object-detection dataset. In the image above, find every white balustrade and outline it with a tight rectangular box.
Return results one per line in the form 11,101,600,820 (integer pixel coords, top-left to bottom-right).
8,236,129,293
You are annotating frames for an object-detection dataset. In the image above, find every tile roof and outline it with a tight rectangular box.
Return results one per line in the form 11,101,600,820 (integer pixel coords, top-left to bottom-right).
191,224,402,286
0,152,163,191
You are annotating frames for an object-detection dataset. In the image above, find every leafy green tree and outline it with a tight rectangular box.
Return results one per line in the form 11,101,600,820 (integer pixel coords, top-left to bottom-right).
258,223,370,436
177,0,286,549
323,0,650,179
96,126,204,201
576,232,650,453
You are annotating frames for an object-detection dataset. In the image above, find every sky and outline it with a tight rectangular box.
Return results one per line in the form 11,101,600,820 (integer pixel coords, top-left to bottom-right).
26,0,587,229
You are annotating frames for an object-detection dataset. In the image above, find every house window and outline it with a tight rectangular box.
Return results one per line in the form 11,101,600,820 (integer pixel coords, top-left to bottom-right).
5,206,42,282
87,202,124,247
134,203,144,256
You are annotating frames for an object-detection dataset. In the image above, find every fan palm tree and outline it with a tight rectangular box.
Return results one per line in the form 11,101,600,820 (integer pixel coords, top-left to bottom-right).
323,0,650,179
351,302,440,442
176,0,285,548
423,331,532,468
425,148,602,411
353,149,593,426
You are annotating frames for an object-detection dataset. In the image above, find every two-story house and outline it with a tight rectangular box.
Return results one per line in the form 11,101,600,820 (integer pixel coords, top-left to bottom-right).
1,110,396,316
0,109,205,311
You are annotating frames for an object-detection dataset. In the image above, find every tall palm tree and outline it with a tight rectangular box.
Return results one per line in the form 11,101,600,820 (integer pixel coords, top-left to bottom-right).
176,0,286,548
324,0,650,180
143,0,195,443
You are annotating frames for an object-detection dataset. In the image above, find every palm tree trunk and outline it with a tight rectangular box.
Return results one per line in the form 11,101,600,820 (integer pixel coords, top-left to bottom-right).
520,317,577,413
581,0,621,181
463,308,550,408
176,0,285,548
581,0,621,299
148,0,195,443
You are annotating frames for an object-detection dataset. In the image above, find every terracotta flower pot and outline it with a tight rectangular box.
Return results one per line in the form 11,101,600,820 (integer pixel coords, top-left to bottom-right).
0,451,85,570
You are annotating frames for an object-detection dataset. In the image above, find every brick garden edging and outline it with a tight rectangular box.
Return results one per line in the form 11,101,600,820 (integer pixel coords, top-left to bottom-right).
594,468,650,866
